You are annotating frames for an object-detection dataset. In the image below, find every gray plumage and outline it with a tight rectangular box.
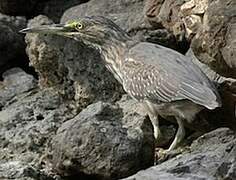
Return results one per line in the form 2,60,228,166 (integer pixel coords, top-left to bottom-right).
123,42,221,110
20,16,222,151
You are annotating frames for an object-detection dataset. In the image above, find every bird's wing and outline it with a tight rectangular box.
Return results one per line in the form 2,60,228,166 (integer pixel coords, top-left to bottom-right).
122,42,221,109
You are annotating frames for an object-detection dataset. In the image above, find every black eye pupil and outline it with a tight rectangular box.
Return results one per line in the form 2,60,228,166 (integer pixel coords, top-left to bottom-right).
77,24,82,29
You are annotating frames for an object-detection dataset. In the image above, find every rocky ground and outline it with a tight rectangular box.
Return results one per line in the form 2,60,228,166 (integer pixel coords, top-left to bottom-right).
0,0,235,180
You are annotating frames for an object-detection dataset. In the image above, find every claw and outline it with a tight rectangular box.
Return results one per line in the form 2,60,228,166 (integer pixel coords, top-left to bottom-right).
155,147,187,164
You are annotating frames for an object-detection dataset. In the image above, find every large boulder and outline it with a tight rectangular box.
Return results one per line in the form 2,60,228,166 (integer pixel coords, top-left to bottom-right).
0,13,27,75
122,128,236,180
50,97,154,179
24,15,124,110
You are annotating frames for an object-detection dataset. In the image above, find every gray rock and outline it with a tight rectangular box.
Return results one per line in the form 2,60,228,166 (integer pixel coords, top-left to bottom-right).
145,0,236,59
215,144,236,179
0,88,76,180
148,0,236,78
144,0,187,43
122,128,236,180
25,15,124,110
190,0,236,78
50,99,154,179
0,13,27,74
0,68,37,107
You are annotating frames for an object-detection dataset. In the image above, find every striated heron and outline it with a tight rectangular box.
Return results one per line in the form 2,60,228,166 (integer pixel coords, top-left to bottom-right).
21,16,221,152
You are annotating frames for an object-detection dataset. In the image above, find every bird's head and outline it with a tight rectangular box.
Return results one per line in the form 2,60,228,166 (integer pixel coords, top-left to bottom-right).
21,16,130,49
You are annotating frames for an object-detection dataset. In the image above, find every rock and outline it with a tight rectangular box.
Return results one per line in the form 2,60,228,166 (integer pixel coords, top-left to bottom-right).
25,15,124,110
191,0,236,78
122,128,236,180
50,99,154,179
0,0,38,16
61,0,182,51
0,68,37,108
144,0,187,42
40,0,88,23
144,0,236,76
0,88,76,180
144,0,236,59
0,13,27,75
215,144,236,179
0,161,54,180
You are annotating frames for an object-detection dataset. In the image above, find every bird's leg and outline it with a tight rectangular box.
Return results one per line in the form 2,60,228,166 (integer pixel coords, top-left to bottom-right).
156,117,185,164
142,101,162,144
149,114,162,144
167,117,185,151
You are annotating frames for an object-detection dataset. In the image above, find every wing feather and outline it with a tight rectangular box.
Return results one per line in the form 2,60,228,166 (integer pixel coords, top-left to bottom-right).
122,42,221,109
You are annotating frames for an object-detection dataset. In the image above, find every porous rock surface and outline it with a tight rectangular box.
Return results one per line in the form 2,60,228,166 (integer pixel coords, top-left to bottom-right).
0,67,37,108
0,76,76,179
0,72,154,180
25,15,124,110
145,0,236,77
122,128,236,180
191,0,236,78
50,97,154,179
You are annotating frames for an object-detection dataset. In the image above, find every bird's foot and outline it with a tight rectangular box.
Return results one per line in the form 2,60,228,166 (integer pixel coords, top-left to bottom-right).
155,146,189,164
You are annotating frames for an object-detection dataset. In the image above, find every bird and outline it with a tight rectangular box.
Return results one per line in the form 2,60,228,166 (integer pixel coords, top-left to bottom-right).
20,16,222,153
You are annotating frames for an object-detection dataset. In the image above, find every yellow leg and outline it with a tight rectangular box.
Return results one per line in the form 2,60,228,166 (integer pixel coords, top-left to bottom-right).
149,114,162,144
167,117,185,151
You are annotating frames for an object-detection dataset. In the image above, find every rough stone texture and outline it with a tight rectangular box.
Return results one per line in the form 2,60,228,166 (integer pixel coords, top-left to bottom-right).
180,0,208,39
144,0,187,43
50,98,154,179
122,128,236,180
145,0,236,76
0,13,27,75
61,0,183,51
191,0,236,78
0,87,76,180
0,68,37,108
25,15,124,110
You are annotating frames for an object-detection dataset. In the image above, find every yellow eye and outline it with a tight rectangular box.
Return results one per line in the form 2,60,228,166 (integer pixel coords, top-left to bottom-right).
65,21,83,30
75,22,83,30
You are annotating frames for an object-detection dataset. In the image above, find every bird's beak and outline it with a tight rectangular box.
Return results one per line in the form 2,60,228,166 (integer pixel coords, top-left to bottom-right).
20,24,69,34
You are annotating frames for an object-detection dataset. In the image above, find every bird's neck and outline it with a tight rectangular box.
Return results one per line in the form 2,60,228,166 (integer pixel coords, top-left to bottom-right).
100,39,133,83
